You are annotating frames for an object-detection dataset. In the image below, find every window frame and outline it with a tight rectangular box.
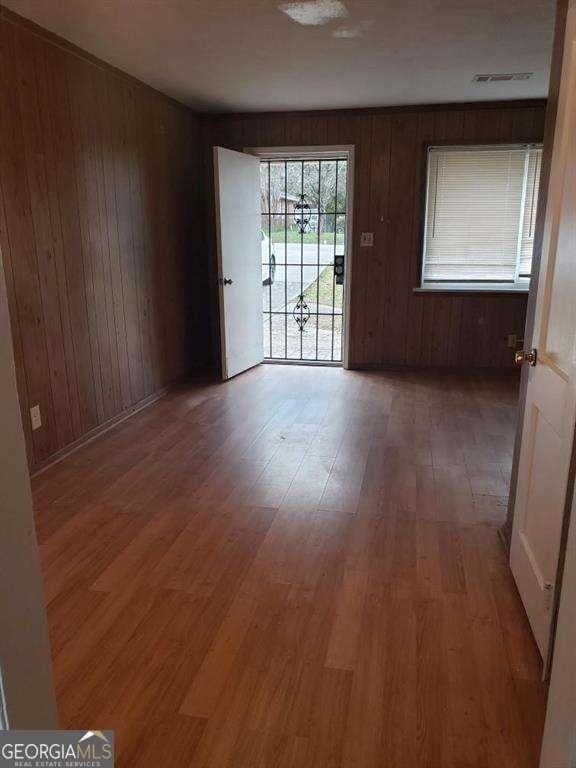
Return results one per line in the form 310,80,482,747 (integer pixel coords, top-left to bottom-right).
418,140,543,294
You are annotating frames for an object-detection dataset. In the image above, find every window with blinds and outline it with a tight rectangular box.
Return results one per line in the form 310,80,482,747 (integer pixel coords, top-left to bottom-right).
422,144,542,290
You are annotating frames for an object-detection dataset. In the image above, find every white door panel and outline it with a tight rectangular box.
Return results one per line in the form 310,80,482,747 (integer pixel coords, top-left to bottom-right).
214,147,263,379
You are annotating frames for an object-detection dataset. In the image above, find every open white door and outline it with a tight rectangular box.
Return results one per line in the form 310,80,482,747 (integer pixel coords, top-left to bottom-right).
511,2,576,661
214,147,263,380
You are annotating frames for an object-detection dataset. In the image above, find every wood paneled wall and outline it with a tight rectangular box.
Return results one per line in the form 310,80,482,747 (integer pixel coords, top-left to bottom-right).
202,101,545,370
0,9,204,471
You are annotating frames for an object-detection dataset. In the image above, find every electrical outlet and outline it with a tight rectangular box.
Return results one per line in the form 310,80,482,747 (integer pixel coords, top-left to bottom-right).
30,404,42,431
360,232,374,247
507,333,517,349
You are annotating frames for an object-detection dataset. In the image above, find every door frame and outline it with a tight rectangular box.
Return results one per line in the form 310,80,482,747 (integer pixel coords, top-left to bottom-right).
244,145,355,370
0,242,57,727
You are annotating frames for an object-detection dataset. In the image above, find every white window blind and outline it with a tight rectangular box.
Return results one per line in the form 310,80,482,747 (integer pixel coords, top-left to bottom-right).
422,144,542,290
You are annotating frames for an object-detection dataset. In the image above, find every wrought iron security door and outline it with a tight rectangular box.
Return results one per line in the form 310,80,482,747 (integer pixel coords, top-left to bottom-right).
261,157,347,362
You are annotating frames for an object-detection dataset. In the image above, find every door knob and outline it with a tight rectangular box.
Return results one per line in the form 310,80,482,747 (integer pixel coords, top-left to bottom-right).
515,348,537,366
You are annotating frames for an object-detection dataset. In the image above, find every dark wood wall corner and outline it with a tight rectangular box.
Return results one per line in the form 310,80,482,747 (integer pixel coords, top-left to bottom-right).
0,10,206,471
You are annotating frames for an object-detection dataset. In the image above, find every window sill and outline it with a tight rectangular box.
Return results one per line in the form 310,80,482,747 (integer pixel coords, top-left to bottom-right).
414,285,529,296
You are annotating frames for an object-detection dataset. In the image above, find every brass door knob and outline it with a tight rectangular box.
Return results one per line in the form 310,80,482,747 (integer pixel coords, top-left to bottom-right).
515,349,537,366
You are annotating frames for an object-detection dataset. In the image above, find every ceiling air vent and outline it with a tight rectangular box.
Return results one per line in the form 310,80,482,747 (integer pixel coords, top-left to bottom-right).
473,73,533,83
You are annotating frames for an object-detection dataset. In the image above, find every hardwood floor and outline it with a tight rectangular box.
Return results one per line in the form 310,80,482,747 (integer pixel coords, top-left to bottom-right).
31,365,547,767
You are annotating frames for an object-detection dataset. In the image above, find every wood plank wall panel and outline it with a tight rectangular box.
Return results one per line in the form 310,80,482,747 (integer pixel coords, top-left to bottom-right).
202,101,545,371
0,13,204,470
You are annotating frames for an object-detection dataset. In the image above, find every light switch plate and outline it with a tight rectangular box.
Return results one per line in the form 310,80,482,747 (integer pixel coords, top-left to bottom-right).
360,232,374,247
30,404,42,431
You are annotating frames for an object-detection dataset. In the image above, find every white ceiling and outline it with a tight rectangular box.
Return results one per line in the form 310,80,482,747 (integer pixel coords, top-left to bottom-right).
4,0,556,113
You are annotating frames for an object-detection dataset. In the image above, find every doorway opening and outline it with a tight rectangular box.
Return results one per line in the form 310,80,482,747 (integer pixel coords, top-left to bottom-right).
255,149,353,365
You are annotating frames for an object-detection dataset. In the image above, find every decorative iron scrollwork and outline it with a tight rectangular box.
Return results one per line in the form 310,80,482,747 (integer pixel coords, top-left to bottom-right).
293,294,310,332
294,194,312,234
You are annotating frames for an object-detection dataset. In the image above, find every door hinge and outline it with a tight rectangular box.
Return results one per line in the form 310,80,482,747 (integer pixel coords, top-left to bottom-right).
515,348,537,366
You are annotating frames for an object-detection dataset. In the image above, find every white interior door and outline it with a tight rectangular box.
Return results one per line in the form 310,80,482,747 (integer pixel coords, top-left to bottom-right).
511,4,576,662
214,147,263,379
